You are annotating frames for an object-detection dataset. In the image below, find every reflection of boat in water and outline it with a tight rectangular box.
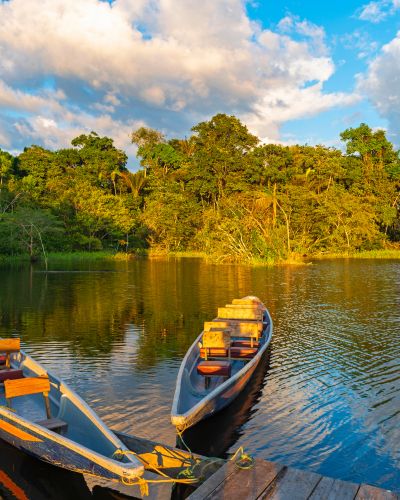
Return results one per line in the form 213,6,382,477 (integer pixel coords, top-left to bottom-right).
171,297,273,432
0,438,93,500
0,338,143,484
178,347,271,459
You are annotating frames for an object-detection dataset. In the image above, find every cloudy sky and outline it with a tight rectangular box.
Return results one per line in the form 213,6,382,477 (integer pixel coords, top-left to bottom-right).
0,0,399,168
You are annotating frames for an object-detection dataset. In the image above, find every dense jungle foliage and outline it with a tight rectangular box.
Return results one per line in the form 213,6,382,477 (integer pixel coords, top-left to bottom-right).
0,114,399,263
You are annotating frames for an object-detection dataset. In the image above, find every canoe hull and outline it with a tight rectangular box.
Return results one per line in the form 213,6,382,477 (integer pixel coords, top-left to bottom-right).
171,300,273,431
0,411,132,482
174,350,263,430
0,347,143,484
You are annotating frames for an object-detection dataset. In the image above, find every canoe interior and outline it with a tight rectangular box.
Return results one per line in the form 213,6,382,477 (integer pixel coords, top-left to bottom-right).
0,352,130,463
175,314,271,417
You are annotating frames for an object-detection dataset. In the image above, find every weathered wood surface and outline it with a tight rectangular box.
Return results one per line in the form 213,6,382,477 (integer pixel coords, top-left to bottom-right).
208,459,284,500
309,476,359,500
356,484,400,500
217,307,263,321
0,338,20,353
186,461,238,500
4,376,50,399
188,458,400,500
260,467,321,499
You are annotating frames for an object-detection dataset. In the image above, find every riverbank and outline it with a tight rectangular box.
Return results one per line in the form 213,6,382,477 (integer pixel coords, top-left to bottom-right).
1,248,399,267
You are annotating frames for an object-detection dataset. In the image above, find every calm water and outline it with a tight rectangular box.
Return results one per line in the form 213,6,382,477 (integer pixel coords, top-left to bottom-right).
0,257,399,497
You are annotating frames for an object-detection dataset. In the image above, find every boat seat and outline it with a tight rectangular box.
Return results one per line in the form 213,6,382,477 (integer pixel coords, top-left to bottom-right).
197,360,231,377
0,369,24,383
200,346,258,360
200,329,231,361
0,338,20,369
200,347,229,359
4,376,53,420
230,346,258,359
36,417,68,434
231,340,260,349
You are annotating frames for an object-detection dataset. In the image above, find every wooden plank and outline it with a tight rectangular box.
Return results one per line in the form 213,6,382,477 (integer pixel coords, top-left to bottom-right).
4,377,50,399
225,304,263,310
217,307,263,321
0,338,20,353
356,484,400,500
187,461,238,500
205,320,263,335
260,467,321,499
232,298,262,305
309,476,359,500
206,458,283,500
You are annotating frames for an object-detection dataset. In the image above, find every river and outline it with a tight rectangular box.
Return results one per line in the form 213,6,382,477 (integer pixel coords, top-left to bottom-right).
0,257,399,498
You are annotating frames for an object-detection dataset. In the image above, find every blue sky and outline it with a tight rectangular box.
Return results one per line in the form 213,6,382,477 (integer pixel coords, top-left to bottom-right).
0,0,400,168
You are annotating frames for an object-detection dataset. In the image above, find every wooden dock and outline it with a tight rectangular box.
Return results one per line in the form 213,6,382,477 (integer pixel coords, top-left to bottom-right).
188,457,399,500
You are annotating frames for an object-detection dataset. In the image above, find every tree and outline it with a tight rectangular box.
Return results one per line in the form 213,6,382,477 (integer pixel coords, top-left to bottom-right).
0,207,64,266
71,132,128,193
340,123,399,174
0,149,15,190
189,114,259,206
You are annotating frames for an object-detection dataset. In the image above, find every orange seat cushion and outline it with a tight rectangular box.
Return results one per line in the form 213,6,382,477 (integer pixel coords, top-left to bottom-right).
200,347,228,359
197,360,231,377
231,340,260,348
230,347,258,358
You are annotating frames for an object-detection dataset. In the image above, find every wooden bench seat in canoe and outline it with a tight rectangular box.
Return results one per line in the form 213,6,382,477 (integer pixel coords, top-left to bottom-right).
231,346,258,358
231,298,263,305
200,346,258,360
197,360,231,377
204,320,263,337
231,340,260,349
4,376,68,434
36,417,68,433
0,338,20,369
217,307,264,321
200,347,228,359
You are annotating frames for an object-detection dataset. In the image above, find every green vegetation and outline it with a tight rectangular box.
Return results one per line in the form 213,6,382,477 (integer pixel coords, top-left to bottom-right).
1,116,399,264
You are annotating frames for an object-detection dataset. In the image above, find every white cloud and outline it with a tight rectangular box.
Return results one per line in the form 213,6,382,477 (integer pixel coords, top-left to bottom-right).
277,14,328,56
0,0,357,154
357,0,400,23
359,32,400,144
340,31,379,60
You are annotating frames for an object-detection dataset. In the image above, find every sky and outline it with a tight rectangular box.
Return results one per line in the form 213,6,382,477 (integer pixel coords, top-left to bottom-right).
0,0,400,169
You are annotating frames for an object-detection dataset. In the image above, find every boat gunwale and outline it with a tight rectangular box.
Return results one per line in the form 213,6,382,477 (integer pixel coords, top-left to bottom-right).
171,308,273,427
0,348,144,479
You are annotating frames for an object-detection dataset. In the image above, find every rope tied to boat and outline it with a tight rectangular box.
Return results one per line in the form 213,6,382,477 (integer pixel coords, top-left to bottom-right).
229,446,255,470
112,447,199,496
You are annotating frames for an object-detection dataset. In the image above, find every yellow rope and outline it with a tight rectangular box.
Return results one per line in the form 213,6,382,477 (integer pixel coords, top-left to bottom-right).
111,430,255,496
112,448,199,495
229,446,255,470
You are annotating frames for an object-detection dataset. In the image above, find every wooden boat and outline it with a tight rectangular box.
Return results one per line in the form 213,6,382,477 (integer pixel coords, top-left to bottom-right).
0,338,144,485
171,296,273,431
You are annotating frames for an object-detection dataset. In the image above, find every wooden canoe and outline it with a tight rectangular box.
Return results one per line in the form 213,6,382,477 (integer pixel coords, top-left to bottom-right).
0,341,144,484
171,296,273,431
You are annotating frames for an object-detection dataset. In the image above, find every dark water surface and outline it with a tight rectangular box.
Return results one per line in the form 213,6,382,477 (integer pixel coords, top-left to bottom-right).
0,257,399,497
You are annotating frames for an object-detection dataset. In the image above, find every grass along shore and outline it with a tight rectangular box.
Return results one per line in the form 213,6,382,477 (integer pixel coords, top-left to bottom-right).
1,248,400,267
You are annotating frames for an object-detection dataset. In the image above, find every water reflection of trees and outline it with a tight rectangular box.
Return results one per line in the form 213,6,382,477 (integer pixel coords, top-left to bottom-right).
0,259,274,369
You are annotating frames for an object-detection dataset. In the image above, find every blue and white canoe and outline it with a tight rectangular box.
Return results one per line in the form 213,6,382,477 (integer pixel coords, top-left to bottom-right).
0,338,144,484
171,296,273,431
